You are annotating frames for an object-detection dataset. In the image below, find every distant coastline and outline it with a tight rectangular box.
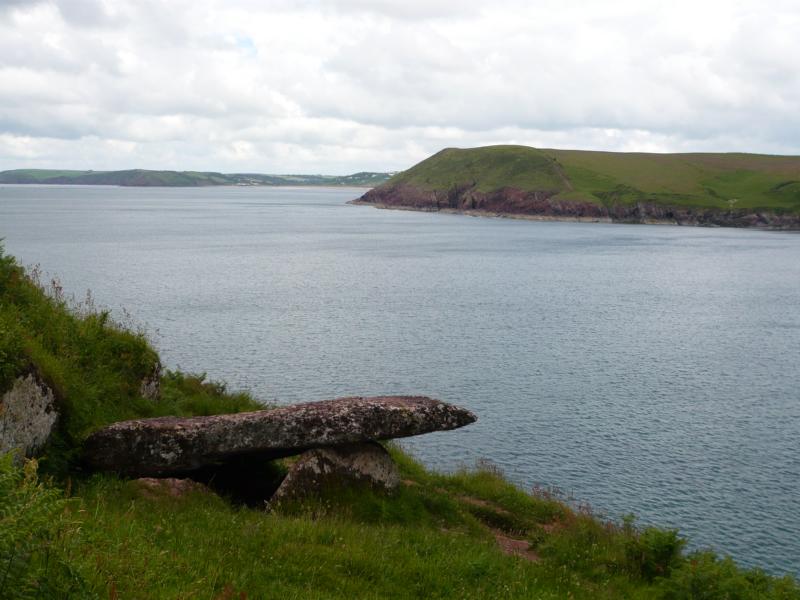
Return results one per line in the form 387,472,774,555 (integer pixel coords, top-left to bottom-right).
0,168,394,188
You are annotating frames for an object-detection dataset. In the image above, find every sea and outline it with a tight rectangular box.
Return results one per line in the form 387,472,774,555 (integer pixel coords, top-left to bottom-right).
1,184,798,575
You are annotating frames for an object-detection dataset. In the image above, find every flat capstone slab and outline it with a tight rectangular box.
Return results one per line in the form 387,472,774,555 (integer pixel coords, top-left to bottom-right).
83,395,476,477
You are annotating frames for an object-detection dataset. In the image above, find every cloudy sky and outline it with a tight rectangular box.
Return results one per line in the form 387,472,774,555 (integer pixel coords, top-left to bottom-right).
1,0,799,173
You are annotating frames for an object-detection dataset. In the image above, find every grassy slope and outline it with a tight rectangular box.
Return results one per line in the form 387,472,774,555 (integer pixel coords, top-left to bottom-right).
0,169,392,187
0,248,261,471
385,145,800,213
387,146,567,194
6,448,799,599
2,249,798,598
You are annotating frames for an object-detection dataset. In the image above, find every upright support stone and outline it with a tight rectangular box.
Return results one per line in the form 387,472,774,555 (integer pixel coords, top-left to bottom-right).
269,442,400,507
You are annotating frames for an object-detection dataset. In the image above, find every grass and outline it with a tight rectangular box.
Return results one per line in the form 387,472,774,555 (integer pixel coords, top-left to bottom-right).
383,145,800,213
3,449,798,599
388,146,567,194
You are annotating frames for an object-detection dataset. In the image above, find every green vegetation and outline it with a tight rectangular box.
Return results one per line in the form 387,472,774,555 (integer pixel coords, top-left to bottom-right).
0,169,392,187
0,246,261,473
1,248,798,598
385,145,800,213
3,450,798,599
0,455,81,598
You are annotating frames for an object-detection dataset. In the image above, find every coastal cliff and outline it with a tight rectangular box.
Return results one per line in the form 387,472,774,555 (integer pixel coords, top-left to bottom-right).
355,182,800,228
354,145,800,229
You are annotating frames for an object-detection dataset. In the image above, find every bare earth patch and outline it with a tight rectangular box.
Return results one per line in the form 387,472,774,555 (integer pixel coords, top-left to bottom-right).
491,529,540,562
134,477,210,499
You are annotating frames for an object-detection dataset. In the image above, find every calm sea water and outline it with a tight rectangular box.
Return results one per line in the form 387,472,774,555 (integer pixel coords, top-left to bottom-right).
2,185,799,575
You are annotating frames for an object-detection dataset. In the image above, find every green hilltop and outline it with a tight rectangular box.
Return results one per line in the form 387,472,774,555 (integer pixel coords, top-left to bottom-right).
0,168,392,187
385,145,800,213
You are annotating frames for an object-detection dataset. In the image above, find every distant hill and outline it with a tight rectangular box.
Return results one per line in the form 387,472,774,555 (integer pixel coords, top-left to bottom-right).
0,169,393,187
355,145,800,228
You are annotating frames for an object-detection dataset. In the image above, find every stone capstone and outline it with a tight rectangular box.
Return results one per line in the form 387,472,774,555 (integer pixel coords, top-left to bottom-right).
269,442,400,507
83,395,476,477
0,373,58,463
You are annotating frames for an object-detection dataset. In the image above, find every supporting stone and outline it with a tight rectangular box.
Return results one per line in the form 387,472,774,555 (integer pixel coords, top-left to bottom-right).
269,442,400,507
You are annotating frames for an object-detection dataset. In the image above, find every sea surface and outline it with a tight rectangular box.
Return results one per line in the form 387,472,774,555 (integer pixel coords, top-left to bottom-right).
2,184,799,575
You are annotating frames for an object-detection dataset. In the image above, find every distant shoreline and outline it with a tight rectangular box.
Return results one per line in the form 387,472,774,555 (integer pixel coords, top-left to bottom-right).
0,168,393,188
1,182,377,189
349,199,618,223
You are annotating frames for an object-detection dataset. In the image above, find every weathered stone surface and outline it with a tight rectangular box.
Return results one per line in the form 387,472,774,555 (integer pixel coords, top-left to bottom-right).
84,395,476,477
0,373,58,464
139,360,162,401
270,442,400,507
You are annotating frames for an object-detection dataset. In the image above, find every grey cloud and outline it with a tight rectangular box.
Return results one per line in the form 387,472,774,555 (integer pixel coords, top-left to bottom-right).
0,0,798,172
0,0,44,8
274,0,492,20
53,0,121,27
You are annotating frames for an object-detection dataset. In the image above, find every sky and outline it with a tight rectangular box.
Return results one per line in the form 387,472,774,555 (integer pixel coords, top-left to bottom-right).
1,0,799,174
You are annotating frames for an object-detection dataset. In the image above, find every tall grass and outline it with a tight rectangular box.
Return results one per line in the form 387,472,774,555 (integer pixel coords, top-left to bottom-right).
2,450,796,599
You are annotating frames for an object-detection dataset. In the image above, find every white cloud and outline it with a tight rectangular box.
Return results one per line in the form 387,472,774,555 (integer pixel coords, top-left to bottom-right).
0,0,798,172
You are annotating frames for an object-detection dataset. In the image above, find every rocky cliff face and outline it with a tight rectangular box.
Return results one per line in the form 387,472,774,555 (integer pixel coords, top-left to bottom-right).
356,184,800,229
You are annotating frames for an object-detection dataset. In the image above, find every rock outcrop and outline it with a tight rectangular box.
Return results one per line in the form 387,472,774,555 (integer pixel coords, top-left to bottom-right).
269,442,400,507
0,373,58,464
84,395,476,477
139,360,162,401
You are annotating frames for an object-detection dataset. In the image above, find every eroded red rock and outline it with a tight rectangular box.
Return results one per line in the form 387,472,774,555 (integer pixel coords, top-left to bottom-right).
354,183,800,229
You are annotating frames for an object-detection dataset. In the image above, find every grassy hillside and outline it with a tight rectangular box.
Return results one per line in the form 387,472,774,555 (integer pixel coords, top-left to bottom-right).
387,146,568,193
384,145,800,213
1,248,798,598
0,169,392,187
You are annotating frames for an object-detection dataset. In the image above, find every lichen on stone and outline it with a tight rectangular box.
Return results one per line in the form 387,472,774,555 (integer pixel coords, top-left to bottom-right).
0,373,58,464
